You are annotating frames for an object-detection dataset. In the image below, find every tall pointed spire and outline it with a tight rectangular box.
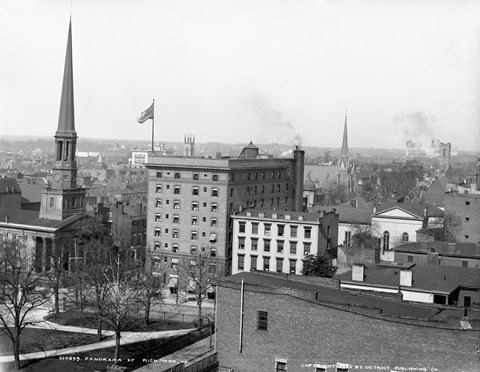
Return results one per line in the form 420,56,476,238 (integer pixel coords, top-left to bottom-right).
56,18,76,137
341,110,349,159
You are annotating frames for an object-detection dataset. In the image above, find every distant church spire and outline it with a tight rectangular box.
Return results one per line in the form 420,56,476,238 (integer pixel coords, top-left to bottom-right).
339,110,349,170
40,19,85,220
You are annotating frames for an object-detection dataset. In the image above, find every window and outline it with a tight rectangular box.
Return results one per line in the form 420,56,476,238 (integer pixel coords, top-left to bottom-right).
290,241,297,254
174,172,180,179
253,186,257,195
193,173,199,180
156,199,162,208
261,172,265,180
192,202,199,211
278,224,285,237
402,232,409,242
229,203,234,213
270,185,275,193
209,264,217,274
284,196,288,205
173,200,180,209
229,173,235,181
172,244,178,252
239,222,246,233
258,311,268,330
154,242,160,250
166,185,171,190
462,260,468,268
211,218,218,227
464,296,471,307
276,184,281,192
172,230,179,238
212,188,219,197
238,237,245,249
285,183,289,191
251,255,258,270
155,213,161,222
212,174,219,181
263,257,270,271
327,225,331,237
290,226,297,238
264,223,271,236
289,259,296,274
304,242,311,255
190,246,197,254
260,199,264,208
304,227,311,239
466,201,470,206
251,238,258,251
277,240,284,253
383,231,390,250
264,239,271,252
344,231,351,246
276,258,283,272
260,185,265,194
465,235,470,239
191,217,198,225
156,171,162,178
165,213,169,219
156,184,162,193
192,187,199,195
49,197,54,207
276,362,287,372
191,231,198,240
154,228,161,237
166,199,170,205
465,217,470,222
174,185,181,194
238,255,245,270
407,255,413,263
211,203,218,212
229,188,234,198
173,215,179,223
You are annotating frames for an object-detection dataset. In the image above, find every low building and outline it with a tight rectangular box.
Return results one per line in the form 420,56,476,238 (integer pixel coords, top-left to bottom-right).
337,263,480,307
215,271,479,372
394,241,480,269
231,209,338,275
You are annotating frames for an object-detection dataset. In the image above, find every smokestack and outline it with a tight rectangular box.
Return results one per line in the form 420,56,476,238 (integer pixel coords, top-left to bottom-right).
293,147,305,212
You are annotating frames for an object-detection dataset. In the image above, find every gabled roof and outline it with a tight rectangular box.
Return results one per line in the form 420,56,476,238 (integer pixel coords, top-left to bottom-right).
374,202,443,219
18,183,43,203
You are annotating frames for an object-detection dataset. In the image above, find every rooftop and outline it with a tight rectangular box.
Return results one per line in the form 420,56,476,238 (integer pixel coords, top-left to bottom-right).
233,209,337,223
314,206,371,224
374,202,444,218
395,241,480,258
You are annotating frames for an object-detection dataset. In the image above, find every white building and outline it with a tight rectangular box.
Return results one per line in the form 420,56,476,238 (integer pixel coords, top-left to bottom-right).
231,209,338,275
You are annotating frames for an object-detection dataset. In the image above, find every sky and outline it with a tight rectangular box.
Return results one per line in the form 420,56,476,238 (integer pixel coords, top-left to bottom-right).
1,0,480,151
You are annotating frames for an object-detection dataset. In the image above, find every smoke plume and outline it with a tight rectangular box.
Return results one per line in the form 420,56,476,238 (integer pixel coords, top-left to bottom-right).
393,111,435,148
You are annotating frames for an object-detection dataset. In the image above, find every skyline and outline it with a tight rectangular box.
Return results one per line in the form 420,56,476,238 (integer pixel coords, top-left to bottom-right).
1,1,480,151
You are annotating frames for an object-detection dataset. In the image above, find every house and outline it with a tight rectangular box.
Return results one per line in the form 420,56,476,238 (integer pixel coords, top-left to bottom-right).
337,263,480,307
394,241,480,269
231,209,338,275
372,202,443,261
215,271,479,372
421,175,449,206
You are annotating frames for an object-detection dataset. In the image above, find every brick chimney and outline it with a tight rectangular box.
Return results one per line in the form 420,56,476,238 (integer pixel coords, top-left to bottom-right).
352,264,365,282
400,270,413,287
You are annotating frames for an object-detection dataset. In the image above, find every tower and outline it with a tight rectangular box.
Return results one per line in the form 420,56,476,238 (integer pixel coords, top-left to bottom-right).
39,20,86,220
184,134,195,157
338,111,350,191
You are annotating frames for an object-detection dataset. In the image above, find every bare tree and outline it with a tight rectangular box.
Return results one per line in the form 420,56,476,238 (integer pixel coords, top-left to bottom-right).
0,238,49,371
178,248,222,326
350,223,380,249
44,238,70,315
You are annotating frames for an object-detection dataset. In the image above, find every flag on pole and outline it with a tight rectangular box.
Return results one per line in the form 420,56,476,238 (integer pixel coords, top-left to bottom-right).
137,102,154,123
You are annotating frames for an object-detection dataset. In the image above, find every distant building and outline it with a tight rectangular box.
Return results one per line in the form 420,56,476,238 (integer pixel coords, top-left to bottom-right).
337,112,356,196
215,271,478,372
445,191,480,243
0,177,22,209
394,241,480,269
145,143,305,278
231,209,338,275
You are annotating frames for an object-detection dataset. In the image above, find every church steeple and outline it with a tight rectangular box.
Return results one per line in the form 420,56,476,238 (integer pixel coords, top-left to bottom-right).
339,110,349,170
40,19,85,220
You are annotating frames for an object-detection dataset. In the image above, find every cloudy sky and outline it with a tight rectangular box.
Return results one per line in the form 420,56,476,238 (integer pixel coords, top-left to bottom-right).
1,0,480,151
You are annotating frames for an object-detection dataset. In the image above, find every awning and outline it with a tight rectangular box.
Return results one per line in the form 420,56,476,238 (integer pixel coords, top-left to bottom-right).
168,275,178,288
209,233,217,242
188,278,197,291
171,258,179,264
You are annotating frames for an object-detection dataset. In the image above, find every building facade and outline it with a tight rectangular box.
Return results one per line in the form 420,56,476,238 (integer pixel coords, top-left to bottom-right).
231,209,338,275
444,191,480,243
145,144,305,277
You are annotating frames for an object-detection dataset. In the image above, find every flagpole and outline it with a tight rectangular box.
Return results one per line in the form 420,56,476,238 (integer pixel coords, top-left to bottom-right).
151,99,155,152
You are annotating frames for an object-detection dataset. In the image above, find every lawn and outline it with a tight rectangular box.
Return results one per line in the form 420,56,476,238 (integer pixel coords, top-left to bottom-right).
0,328,100,356
48,309,195,332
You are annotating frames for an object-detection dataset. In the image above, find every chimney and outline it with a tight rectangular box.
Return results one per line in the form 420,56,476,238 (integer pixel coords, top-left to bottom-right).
447,242,456,253
272,212,277,219
246,211,252,217
400,270,413,287
5,216,9,223
352,264,365,282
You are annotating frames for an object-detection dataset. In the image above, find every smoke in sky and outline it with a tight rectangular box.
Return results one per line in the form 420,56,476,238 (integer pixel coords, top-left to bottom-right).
393,111,436,149
242,89,303,146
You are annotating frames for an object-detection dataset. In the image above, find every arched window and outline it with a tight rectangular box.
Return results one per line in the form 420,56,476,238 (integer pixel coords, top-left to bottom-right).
383,231,390,250
402,232,409,242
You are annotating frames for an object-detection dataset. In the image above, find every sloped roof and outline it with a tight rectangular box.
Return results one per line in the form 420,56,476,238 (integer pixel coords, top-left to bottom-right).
375,202,443,219
395,242,480,258
337,264,480,294
337,196,373,209
0,207,90,231
303,178,316,191
315,206,371,224
18,183,43,203
0,178,21,194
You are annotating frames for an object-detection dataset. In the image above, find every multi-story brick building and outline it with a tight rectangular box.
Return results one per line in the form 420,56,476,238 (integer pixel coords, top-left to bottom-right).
215,271,478,371
445,190,480,243
145,143,304,279
231,209,338,275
